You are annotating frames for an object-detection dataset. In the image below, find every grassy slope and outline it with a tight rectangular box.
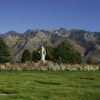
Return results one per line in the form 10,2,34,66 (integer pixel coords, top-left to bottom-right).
0,71,100,100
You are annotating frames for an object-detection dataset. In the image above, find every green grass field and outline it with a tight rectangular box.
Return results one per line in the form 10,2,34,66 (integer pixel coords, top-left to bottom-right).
0,71,100,100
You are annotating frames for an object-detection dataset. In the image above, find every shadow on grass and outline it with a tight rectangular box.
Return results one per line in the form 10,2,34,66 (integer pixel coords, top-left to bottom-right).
67,84,100,88
78,77,95,80
35,80,61,85
0,88,18,95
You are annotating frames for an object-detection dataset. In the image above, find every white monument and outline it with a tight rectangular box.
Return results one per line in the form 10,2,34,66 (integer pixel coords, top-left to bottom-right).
41,46,46,63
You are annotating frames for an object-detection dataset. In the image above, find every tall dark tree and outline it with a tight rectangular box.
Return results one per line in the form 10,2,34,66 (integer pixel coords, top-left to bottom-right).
21,49,31,62
32,49,40,62
0,37,11,63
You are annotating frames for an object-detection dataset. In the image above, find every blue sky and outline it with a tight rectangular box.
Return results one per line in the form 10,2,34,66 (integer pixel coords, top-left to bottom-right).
0,0,100,33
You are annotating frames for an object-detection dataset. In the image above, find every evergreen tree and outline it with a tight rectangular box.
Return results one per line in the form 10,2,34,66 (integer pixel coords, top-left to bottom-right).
21,49,31,62
0,37,11,63
32,49,40,62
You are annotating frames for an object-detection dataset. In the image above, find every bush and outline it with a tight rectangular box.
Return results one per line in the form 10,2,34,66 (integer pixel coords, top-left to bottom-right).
53,41,81,64
21,49,31,63
44,45,54,61
87,56,98,65
0,62,100,71
32,49,40,62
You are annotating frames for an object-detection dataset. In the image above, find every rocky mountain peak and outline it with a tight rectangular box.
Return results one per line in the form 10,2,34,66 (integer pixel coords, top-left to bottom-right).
0,28,100,62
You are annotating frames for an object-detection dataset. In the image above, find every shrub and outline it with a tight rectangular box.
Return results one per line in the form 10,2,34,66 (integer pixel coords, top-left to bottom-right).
44,45,54,61
87,56,98,65
21,49,31,63
32,49,40,62
53,41,81,64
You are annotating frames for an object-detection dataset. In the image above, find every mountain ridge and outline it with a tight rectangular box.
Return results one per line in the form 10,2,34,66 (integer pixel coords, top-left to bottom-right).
0,28,100,62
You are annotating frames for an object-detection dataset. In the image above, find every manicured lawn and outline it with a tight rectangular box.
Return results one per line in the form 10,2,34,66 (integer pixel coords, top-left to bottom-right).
0,71,100,100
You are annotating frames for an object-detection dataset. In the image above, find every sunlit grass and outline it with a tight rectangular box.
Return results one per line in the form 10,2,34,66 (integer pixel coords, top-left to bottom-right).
0,71,100,100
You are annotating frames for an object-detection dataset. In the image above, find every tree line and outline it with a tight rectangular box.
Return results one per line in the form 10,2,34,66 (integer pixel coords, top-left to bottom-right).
0,37,98,64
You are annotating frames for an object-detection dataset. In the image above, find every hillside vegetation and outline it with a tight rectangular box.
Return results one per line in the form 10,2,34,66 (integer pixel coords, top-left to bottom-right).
0,28,100,62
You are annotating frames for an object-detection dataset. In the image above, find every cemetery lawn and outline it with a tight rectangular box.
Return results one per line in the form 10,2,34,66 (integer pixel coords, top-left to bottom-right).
0,71,100,100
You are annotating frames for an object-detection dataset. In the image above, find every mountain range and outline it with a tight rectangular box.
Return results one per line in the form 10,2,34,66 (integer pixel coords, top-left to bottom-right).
0,28,100,62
